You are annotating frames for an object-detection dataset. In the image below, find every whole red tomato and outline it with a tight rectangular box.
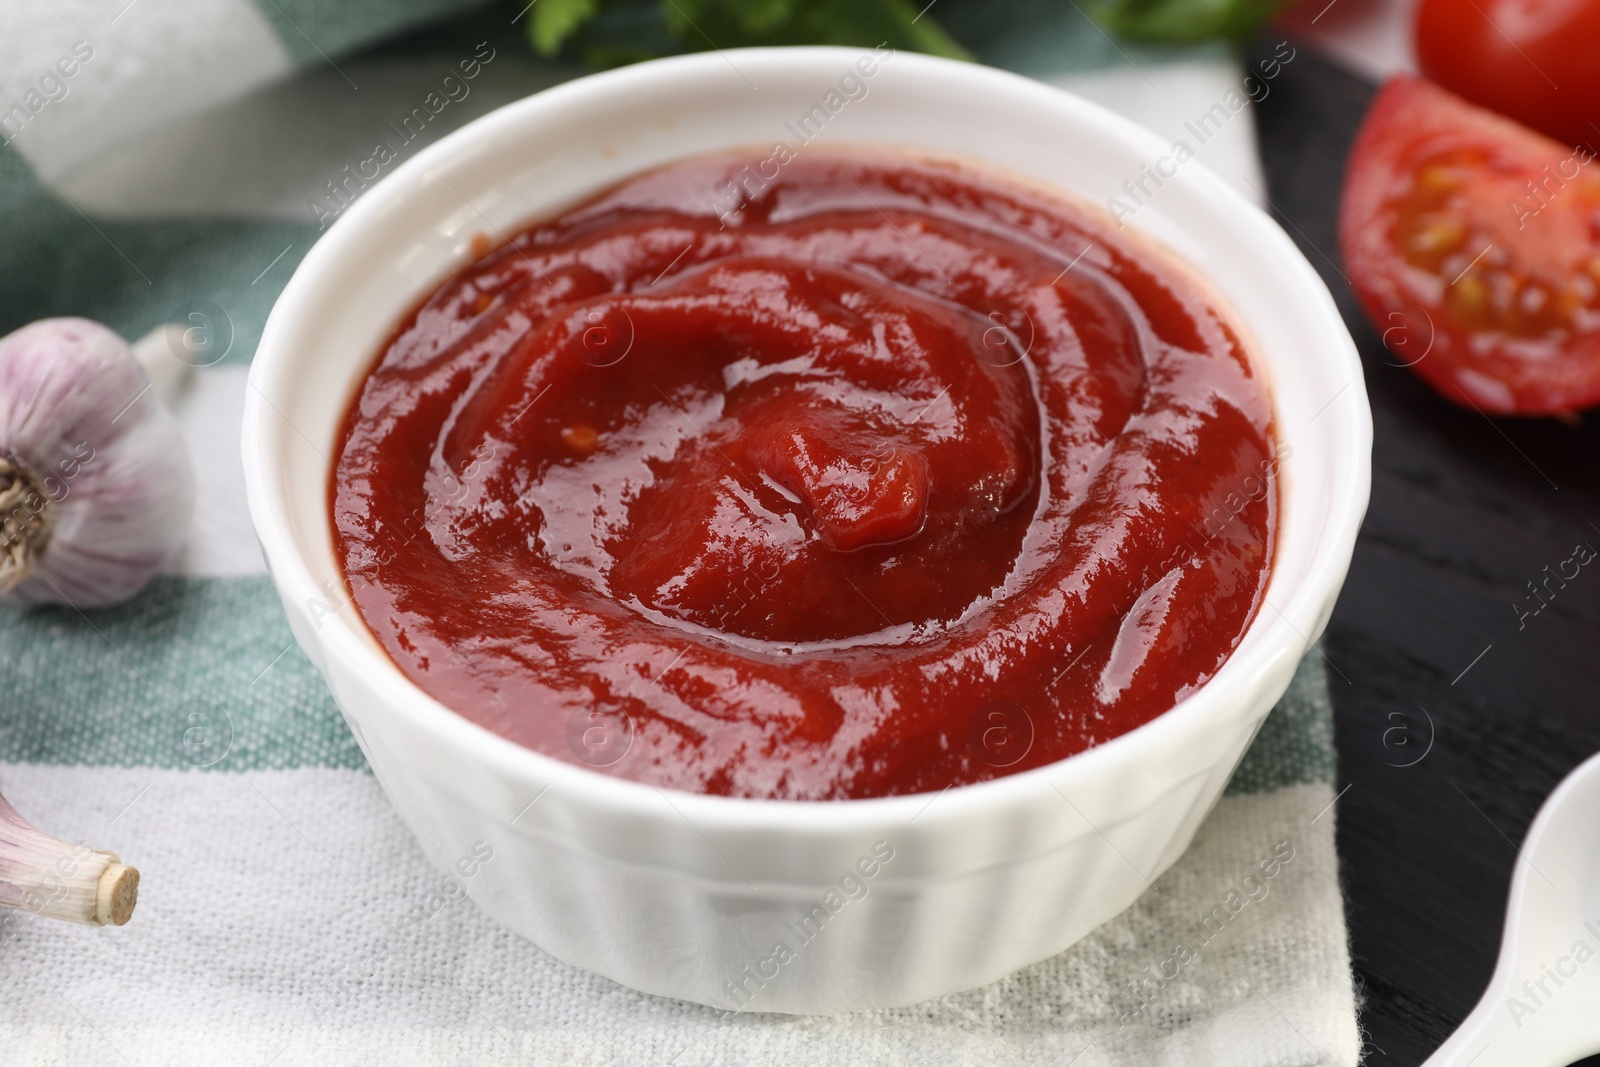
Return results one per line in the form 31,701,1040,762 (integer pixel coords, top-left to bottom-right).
1415,0,1600,149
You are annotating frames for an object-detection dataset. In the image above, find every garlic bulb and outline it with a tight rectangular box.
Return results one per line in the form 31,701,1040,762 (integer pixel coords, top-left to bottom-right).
0,788,138,926
0,318,195,607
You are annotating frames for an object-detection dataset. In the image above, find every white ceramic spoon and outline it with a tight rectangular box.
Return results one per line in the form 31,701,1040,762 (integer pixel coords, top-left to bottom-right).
1424,751,1600,1066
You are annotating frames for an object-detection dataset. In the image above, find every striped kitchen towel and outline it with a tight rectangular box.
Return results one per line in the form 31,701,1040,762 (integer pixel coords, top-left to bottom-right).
0,2,1360,1064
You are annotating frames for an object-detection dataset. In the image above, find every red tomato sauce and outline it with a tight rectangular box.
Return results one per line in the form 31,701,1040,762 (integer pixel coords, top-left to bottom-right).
331,153,1278,800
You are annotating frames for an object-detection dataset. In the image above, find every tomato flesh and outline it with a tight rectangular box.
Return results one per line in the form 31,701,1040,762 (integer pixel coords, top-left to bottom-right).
1340,76,1600,414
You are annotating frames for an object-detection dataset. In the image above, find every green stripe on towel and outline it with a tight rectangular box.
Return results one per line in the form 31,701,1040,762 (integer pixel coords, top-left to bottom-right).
0,149,314,366
0,576,362,772
248,0,492,69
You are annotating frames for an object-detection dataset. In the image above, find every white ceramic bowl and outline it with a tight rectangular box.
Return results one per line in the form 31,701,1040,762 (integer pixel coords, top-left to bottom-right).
242,47,1370,1014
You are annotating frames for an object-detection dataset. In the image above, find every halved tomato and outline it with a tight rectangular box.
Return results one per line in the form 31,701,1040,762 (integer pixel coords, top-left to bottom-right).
1340,76,1600,415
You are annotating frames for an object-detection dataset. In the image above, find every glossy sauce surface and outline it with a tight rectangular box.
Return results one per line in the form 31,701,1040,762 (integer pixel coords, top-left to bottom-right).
332,153,1278,799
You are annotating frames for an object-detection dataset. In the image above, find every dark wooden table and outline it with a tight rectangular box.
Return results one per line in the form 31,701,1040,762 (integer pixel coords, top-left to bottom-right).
1252,40,1600,1067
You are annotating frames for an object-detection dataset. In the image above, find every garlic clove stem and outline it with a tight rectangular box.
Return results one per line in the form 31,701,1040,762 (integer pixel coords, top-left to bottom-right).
95,863,140,926
0,791,139,926
129,323,193,404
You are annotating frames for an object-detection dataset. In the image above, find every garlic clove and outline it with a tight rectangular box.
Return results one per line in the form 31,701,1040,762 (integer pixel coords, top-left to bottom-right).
0,789,139,926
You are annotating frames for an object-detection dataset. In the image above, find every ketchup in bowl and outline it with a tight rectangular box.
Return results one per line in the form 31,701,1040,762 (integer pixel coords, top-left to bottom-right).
331,152,1278,800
